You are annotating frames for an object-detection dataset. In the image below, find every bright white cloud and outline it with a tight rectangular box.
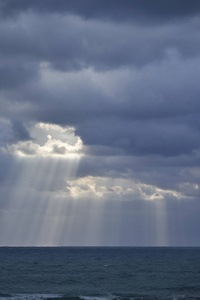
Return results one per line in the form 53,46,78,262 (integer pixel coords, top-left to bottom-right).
6,122,83,158
66,176,183,201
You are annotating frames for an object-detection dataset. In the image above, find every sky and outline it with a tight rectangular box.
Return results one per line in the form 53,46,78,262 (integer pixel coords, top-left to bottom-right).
0,0,200,246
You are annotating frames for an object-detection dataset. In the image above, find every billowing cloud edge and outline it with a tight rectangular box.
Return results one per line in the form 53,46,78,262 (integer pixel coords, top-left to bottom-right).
2,122,83,158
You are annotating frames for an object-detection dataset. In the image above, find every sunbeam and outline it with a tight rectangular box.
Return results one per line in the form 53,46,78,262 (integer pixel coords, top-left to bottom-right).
0,122,83,246
154,198,168,246
1,0,200,251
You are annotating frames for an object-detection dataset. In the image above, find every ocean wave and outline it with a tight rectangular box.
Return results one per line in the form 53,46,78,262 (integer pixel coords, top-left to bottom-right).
1,294,200,300
0,294,60,300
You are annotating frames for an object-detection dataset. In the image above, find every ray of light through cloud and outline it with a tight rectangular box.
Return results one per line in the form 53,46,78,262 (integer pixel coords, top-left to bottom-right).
1,0,200,246
0,122,83,245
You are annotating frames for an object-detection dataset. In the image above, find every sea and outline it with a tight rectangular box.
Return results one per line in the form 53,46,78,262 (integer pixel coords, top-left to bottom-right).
0,247,200,300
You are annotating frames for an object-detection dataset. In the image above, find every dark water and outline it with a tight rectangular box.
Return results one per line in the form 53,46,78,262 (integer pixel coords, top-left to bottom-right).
0,247,200,300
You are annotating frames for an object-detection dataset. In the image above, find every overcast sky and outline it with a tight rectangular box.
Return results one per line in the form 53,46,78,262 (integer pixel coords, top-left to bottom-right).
0,0,200,246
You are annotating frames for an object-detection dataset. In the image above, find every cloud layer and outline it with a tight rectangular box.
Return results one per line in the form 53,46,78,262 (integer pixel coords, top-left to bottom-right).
0,0,200,246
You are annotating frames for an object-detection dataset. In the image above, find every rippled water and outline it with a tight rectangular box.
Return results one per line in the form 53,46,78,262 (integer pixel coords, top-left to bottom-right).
0,247,200,300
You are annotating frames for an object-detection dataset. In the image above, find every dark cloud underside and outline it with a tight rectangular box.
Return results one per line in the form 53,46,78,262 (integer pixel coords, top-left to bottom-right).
0,0,200,246
2,0,200,22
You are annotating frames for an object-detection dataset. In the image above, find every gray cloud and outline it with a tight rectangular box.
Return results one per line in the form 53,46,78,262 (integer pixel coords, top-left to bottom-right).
0,1,200,246
0,8,200,75
11,120,31,141
2,0,200,23
0,64,37,89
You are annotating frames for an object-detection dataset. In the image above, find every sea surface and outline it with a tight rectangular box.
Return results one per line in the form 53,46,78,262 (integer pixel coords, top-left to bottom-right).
0,247,200,300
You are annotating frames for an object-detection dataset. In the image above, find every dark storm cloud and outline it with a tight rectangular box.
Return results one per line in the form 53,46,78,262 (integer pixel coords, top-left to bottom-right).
11,120,31,142
0,1,200,74
0,0,200,246
0,64,38,90
77,118,200,157
77,150,200,190
1,0,200,23
4,49,198,157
